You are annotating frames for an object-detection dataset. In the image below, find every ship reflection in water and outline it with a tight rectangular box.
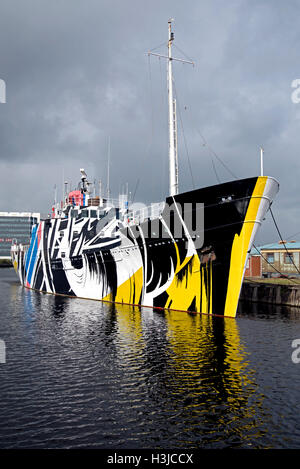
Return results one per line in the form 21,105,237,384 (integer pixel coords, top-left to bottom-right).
1,269,300,449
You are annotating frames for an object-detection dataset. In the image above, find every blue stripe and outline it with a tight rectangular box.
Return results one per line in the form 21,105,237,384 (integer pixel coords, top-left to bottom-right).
27,232,38,286
25,226,37,274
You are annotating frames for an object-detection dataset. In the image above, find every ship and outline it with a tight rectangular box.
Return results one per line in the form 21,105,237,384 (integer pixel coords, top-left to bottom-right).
11,20,279,318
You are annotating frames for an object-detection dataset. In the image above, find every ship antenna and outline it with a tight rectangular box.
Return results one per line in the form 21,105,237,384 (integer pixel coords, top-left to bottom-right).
64,181,68,204
107,136,111,201
54,184,57,205
148,19,194,197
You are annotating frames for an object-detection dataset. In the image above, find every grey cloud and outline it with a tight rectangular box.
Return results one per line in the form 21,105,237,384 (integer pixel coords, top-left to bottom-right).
0,0,299,244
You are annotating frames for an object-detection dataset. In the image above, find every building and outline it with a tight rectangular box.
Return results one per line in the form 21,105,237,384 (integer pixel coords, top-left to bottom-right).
0,212,40,260
245,247,262,278
259,240,300,278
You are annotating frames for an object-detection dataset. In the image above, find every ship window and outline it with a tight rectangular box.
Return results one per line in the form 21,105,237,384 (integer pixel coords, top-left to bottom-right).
267,253,274,263
90,210,97,218
61,252,65,258
81,210,89,217
284,253,293,264
71,210,78,218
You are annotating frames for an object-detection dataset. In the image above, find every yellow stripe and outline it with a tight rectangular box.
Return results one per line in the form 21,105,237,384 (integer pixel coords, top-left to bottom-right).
165,249,213,314
224,176,267,317
166,254,200,311
103,266,143,304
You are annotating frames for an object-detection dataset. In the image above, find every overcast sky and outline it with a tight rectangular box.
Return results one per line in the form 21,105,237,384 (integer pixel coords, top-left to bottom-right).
0,0,300,244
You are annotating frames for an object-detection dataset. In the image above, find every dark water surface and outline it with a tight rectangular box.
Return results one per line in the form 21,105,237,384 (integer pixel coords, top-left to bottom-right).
0,268,300,449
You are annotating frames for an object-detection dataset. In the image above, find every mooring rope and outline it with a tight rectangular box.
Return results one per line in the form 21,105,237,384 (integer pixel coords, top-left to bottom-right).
269,206,300,276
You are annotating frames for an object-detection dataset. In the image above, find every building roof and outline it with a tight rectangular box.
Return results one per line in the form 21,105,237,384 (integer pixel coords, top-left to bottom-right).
259,241,300,251
249,246,261,255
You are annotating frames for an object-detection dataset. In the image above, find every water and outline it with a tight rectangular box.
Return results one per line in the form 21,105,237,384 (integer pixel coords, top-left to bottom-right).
0,268,300,449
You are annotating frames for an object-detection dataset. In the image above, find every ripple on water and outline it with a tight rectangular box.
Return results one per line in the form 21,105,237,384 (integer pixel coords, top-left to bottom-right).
1,270,300,448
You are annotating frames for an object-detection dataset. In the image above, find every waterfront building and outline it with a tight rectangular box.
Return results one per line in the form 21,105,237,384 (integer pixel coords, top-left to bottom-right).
0,212,40,259
246,241,300,278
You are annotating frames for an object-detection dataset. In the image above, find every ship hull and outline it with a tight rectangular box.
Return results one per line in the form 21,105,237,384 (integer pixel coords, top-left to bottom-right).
11,176,279,317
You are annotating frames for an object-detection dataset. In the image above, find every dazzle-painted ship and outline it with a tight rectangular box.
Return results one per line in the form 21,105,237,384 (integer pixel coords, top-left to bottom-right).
11,21,279,317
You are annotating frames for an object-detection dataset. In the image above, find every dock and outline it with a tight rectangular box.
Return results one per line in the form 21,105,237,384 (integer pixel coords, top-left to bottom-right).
241,278,300,307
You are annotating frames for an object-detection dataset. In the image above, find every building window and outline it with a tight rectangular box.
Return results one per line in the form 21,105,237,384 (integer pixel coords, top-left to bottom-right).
267,253,274,263
284,253,293,264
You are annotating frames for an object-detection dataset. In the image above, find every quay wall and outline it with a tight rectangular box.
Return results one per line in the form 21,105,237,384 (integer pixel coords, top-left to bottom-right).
240,281,300,307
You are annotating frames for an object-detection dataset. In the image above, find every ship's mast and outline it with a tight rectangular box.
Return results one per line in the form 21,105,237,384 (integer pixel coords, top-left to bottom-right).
107,136,111,201
148,20,194,197
168,19,178,197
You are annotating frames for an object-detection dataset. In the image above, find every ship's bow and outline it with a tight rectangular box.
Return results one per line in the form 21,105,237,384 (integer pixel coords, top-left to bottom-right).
223,176,279,317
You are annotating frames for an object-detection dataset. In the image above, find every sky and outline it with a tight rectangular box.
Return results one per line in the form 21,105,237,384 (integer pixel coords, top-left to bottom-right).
0,0,300,244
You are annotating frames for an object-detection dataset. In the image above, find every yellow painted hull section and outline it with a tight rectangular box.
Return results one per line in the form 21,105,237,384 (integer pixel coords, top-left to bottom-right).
224,177,267,317
103,266,143,305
